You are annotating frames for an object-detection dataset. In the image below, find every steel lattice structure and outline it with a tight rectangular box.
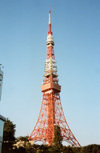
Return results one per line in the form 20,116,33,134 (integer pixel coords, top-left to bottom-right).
29,10,80,147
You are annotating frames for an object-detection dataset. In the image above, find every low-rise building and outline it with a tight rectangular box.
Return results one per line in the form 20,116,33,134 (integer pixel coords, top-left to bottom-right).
0,115,6,153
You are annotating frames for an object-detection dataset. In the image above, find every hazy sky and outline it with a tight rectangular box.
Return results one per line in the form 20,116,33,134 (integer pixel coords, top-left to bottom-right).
0,0,100,146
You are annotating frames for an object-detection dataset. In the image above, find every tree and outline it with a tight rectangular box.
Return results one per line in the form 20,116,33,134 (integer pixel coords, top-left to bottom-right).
36,149,44,153
53,125,62,149
2,119,16,153
3,118,16,143
17,136,28,142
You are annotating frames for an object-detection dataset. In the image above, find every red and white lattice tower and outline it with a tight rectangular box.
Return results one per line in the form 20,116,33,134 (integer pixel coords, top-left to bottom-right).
29,10,80,147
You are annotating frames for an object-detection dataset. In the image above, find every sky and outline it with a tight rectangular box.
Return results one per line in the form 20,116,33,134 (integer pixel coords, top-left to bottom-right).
0,0,100,146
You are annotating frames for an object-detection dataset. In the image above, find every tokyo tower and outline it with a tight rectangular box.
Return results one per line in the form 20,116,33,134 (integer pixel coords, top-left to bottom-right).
29,10,80,147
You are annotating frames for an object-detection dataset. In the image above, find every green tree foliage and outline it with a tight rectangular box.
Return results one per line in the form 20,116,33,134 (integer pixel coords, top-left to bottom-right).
53,125,62,148
50,125,63,152
36,149,44,153
3,118,16,143
62,146,73,153
80,144,100,153
2,119,100,153
17,136,28,142
2,118,16,153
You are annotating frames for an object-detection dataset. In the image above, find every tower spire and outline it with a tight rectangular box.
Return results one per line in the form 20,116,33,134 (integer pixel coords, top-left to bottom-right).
49,9,51,24
48,9,52,35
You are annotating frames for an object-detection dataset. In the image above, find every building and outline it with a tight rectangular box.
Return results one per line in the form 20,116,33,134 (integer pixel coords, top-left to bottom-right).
0,65,6,153
0,65,3,101
0,115,6,153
